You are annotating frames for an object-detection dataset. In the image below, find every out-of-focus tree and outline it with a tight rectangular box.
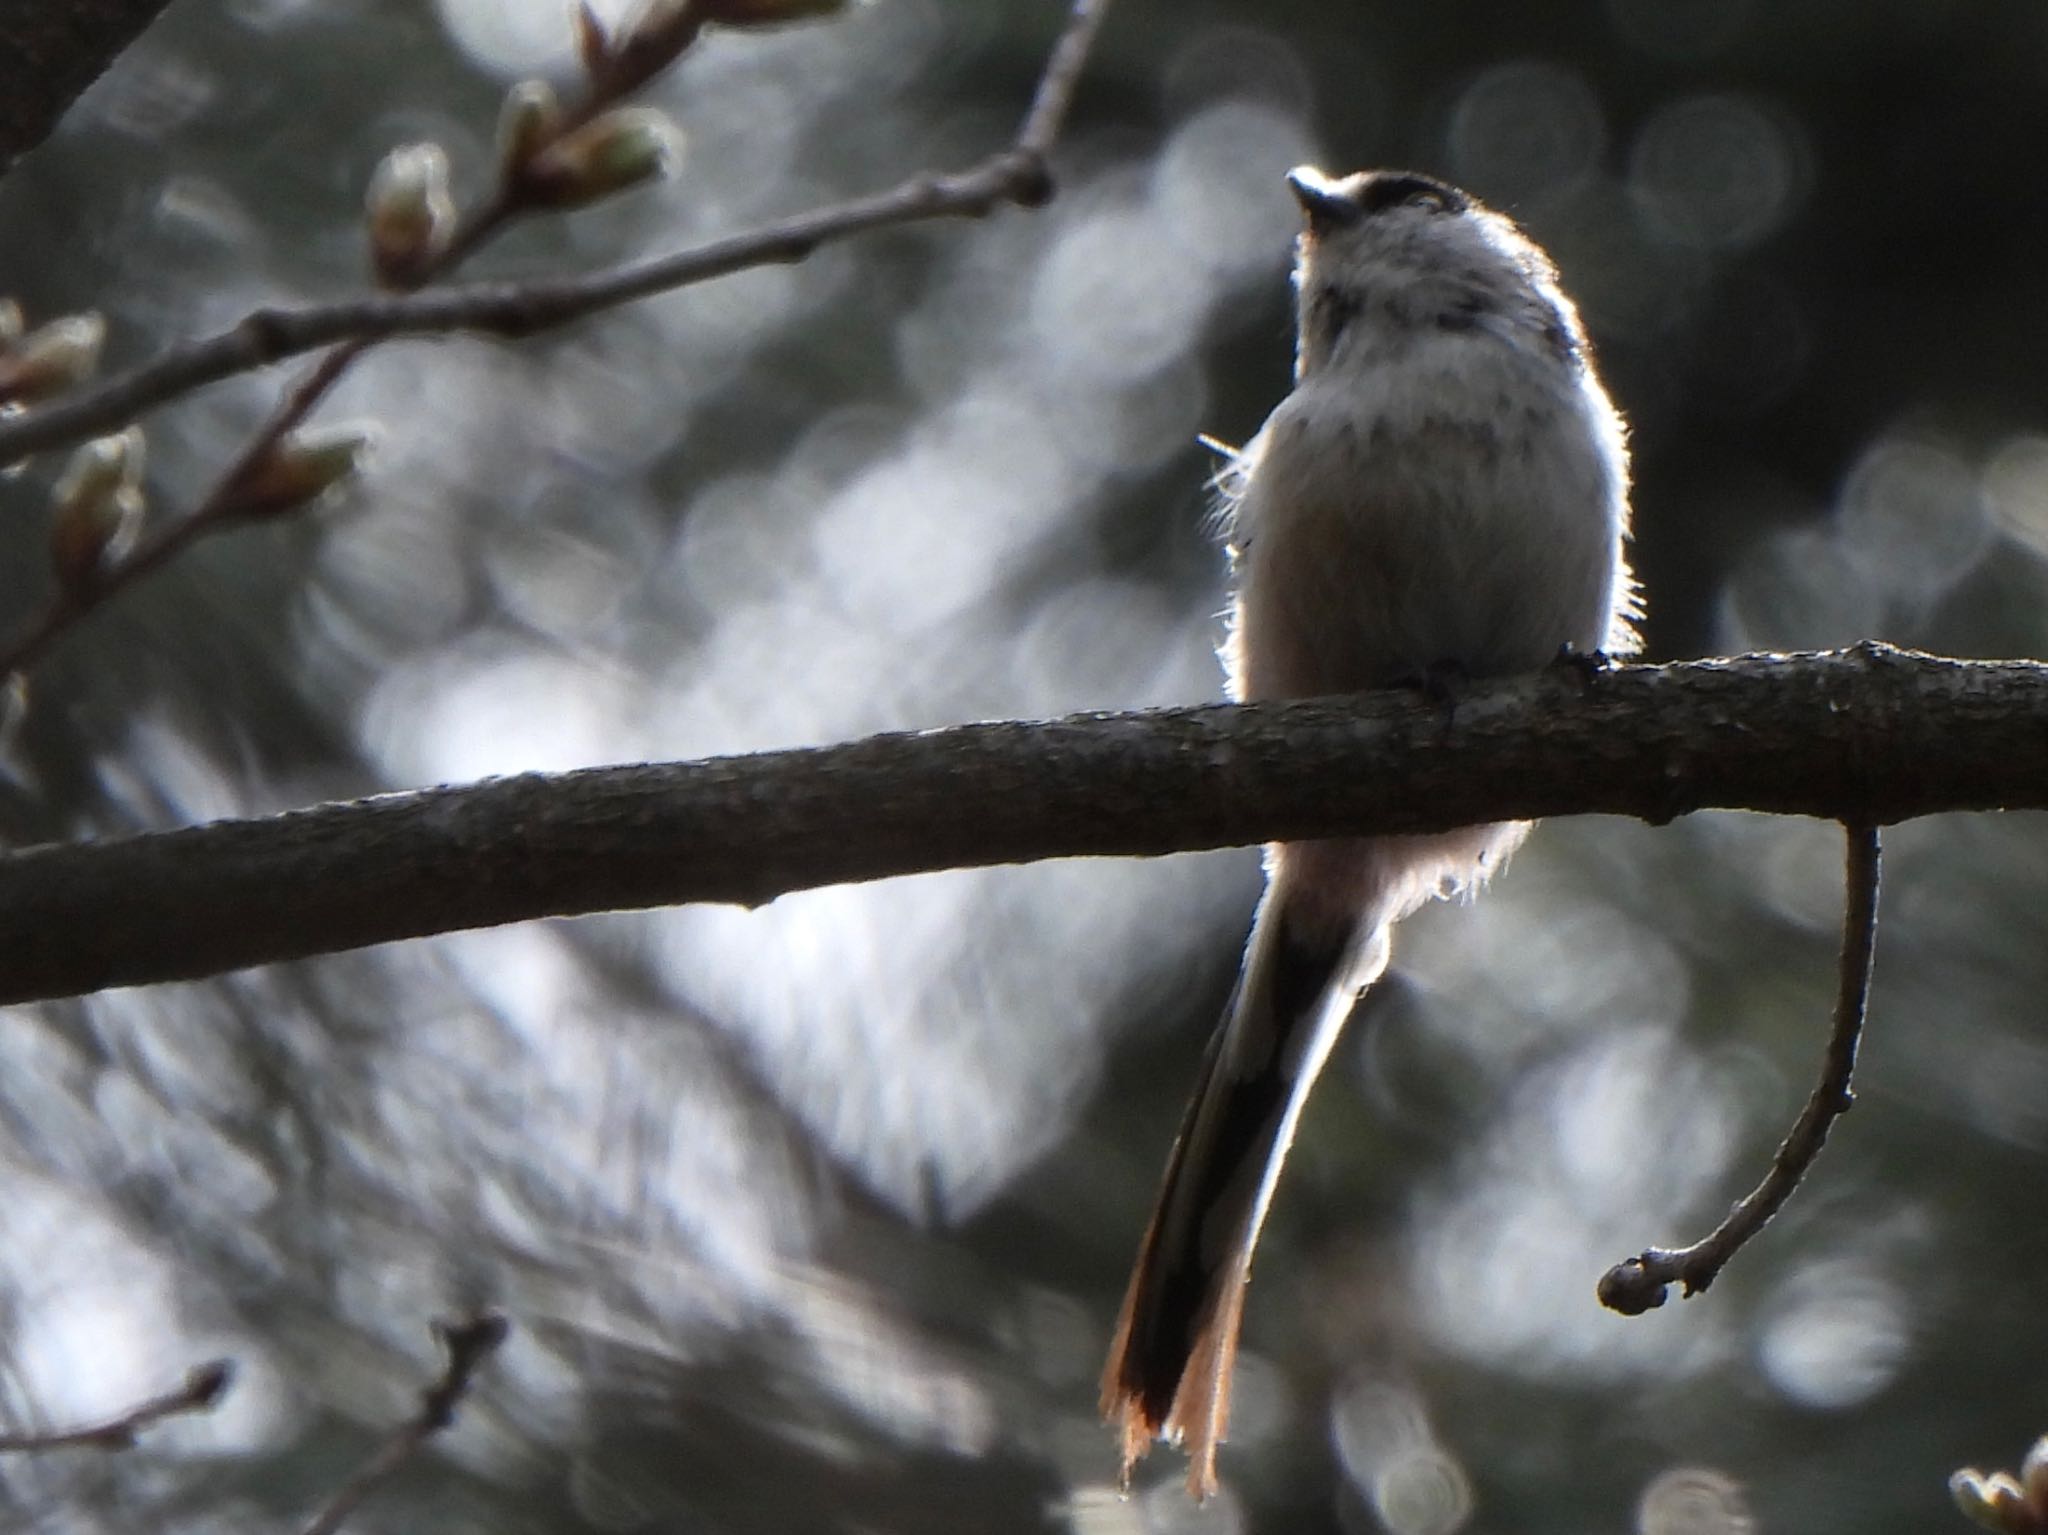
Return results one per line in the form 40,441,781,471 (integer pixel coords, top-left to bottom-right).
0,3,2045,1534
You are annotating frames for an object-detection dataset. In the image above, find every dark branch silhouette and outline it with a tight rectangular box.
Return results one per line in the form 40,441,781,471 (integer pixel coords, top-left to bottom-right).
0,1359,233,1452
0,645,2036,1005
0,1,177,169
296,1313,507,1535
1597,820,1882,1314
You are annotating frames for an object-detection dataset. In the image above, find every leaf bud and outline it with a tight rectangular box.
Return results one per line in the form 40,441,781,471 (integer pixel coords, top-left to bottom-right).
0,313,107,405
224,422,376,520
365,142,457,288
48,427,145,592
516,107,682,210
496,80,564,181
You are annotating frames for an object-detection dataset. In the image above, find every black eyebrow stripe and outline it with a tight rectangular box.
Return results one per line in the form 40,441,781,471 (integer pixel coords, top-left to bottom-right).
1357,172,1469,215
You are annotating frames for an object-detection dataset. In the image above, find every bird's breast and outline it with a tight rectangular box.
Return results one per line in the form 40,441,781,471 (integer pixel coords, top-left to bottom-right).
1225,351,1623,702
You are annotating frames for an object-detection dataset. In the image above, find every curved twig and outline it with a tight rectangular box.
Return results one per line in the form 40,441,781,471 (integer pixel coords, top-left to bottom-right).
1598,820,1882,1314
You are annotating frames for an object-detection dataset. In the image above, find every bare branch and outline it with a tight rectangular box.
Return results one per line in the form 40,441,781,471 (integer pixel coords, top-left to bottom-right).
296,1312,508,1535
1015,0,1111,158
0,0,1114,468
0,154,1070,468
0,0,1115,678
0,343,363,678
1598,820,1883,1314
0,645,2028,1005
0,1359,233,1452
0,1,178,168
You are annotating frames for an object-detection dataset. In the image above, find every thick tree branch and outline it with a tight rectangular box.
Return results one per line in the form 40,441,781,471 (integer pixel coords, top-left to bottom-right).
0,1,176,168
0,645,2037,1004
0,0,1109,469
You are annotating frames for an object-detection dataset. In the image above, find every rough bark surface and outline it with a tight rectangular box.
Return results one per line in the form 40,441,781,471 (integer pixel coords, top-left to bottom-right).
0,645,2038,1003
0,1,176,166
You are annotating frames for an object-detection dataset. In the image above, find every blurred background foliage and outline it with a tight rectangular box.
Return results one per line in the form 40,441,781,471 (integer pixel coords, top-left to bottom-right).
0,0,2043,1530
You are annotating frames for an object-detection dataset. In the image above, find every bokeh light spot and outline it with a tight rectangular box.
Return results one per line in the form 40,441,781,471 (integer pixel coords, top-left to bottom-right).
1629,95,1806,252
1447,61,1607,201
1636,1467,1756,1535
1758,1264,1911,1409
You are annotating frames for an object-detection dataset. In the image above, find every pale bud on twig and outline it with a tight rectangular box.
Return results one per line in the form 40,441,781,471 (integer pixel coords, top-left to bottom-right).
222,422,376,521
0,313,107,405
496,79,565,182
515,107,682,210
48,427,145,593
365,142,457,289
0,299,24,348
597,0,703,98
1955,1472,2000,1533
2023,1441,2048,1525
571,0,611,77
1990,1473,2041,1534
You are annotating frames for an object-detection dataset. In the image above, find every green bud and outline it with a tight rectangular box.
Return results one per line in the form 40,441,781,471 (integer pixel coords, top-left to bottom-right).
595,0,703,97
1990,1472,2040,1534
517,107,682,210
571,0,611,76
2021,1438,2048,1518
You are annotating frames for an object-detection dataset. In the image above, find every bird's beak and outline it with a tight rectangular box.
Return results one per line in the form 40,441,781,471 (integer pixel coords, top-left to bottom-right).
1287,165,1362,231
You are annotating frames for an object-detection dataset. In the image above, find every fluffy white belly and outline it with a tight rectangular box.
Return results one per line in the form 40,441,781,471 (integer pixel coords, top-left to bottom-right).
1225,350,1628,704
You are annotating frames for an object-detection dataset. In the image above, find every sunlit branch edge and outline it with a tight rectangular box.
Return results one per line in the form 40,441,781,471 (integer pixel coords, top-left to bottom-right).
0,643,2036,1005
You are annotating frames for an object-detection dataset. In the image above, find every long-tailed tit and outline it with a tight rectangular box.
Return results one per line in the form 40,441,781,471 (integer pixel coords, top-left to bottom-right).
1099,166,1639,1498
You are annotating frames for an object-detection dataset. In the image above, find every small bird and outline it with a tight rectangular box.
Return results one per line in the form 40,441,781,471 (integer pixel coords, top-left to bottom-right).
1099,166,1639,1498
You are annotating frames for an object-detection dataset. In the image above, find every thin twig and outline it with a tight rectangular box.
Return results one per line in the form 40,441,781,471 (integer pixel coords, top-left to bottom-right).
1598,821,1883,1315
1015,0,1110,157
0,0,626,683
0,1359,233,1452
0,0,1114,678
0,343,362,678
0,158,1056,469
296,1312,508,1535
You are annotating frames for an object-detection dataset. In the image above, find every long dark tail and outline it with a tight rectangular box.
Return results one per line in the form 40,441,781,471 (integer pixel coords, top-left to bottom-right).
1100,875,1389,1497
